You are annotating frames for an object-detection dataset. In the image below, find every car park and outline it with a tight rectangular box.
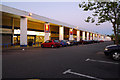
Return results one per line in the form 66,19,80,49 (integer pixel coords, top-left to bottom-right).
41,40,60,48
104,45,120,60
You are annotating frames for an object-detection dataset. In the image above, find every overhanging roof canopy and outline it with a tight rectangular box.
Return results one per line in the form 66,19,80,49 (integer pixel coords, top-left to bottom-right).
0,4,106,36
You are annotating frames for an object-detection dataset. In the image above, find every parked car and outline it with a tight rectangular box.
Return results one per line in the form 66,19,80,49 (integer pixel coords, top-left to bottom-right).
65,40,73,46
104,45,120,60
82,40,89,44
69,40,78,45
59,40,67,47
87,40,94,44
77,40,83,44
69,40,74,46
65,40,71,46
41,40,60,48
93,40,99,43
99,40,104,42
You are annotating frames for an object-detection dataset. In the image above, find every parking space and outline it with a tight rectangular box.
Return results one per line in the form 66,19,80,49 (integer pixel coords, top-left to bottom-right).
63,69,103,80
2,41,120,79
62,57,120,79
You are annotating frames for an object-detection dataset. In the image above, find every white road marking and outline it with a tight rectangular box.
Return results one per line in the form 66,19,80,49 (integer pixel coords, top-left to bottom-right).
86,58,119,65
63,69,103,80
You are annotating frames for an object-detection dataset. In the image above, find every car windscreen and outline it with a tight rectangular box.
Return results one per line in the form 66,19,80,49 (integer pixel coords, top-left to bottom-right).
54,40,59,43
73,40,77,42
69,40,73,42
45,40,49,43
61,40,66,42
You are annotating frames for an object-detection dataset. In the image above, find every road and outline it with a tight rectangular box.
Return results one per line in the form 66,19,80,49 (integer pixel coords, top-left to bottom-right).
2,41,120,79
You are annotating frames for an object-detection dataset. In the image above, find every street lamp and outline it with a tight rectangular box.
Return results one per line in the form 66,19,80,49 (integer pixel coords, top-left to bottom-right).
29,13,32,16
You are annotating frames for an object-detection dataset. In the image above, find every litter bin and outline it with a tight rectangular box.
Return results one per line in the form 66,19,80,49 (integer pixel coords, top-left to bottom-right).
28,39,33,46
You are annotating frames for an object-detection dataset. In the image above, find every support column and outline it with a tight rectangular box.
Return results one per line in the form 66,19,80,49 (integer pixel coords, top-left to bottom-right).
101,35,103,41
69,28,73,40
87,32,89,40
20,17,27,47
104,36,106,41
90,33,92,40
44,23,50,42
97,34,99,41
77,30,80,41
95,34,97,40
93,33,95,40
59,26,64,40
12,17,14,44
98,35,101,40
82,31,85,40
102,36,104,41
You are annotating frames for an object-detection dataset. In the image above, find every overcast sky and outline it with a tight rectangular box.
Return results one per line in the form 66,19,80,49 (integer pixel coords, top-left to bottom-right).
2,2,113,35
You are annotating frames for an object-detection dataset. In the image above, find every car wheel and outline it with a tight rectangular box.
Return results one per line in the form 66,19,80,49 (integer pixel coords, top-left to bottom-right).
51,45,54,48
41,44,44,48
112,52,120,60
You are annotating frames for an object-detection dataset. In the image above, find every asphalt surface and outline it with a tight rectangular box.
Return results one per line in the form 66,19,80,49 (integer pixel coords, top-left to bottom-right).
2,41,120,80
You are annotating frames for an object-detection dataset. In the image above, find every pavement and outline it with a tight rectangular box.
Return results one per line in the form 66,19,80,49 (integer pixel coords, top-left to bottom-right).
2,44,41,51
2,41,120,80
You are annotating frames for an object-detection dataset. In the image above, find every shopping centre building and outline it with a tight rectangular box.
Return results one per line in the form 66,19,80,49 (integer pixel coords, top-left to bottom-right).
0,5,111,47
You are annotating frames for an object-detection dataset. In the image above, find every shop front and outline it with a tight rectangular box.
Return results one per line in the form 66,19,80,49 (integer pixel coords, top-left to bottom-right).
50,24,59,40
80,31,83,41
73,35,77,40
64,27,69,40
73,29,77,40
13,29,50,45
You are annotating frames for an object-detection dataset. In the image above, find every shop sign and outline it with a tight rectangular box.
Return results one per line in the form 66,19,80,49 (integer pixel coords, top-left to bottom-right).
45,24,50,33
73,35,77,38
90,33,92,37
95,34,97,37
14,29,50,36
70,29,73,35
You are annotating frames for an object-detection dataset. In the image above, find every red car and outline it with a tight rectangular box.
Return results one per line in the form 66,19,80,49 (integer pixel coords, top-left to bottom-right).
41,40,60,48
99,40,104,42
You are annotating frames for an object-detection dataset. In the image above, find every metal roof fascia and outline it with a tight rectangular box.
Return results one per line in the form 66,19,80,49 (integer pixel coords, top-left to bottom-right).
1,5,107,36
1,5,76,29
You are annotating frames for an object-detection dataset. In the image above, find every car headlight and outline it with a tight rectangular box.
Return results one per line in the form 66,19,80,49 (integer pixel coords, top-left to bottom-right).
105,48,108,51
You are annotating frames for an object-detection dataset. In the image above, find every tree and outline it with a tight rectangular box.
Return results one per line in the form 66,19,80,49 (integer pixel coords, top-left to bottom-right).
79,0,120,44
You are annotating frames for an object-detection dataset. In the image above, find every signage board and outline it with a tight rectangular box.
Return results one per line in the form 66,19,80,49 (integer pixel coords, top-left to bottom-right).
14,29,50,36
